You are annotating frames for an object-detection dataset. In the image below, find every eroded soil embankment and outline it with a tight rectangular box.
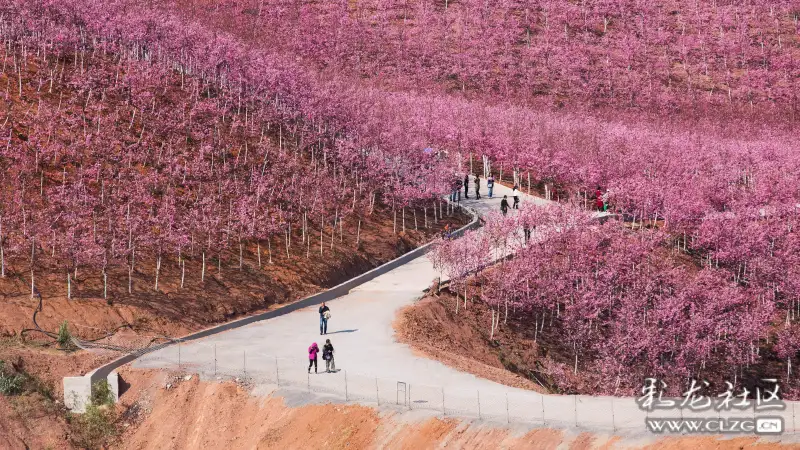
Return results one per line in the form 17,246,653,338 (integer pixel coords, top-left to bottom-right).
116,368,793,450
394,290,550,392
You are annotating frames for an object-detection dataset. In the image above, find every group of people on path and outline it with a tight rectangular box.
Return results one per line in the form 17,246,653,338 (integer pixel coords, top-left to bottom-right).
450,174,521,217
308,302,336,374
451,173,495,202
499,185,521,216
308,339,336,374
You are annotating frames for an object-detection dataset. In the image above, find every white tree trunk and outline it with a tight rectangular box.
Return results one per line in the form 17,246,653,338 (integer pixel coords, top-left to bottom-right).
67,272,71,299
574,352,579,375
201,252,206,282
269,238,274,263
330,216,335,250
154,254,161,291
528,172,531,194
369,192,375,215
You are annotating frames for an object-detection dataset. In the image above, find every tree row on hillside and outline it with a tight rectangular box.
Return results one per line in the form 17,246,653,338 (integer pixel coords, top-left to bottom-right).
0,9,455,299
170,0,800,118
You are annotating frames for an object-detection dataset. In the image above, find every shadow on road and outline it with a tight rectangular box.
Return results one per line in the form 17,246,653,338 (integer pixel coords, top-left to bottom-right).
325,329,358,334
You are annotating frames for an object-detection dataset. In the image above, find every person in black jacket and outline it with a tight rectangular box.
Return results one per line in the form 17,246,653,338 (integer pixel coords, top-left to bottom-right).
474,174,481,199
323,339,336,373
500,196,510,216
463,174,470,198
319,302,330,335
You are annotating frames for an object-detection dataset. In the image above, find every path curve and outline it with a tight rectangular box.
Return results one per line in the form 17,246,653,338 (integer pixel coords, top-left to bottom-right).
133,180,800,435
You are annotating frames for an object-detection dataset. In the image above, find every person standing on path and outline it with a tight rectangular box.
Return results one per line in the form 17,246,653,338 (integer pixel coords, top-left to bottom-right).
500,195,510,216
487,175,495,198
474,175,481,199
464,174,470,199
323,339,335,373
512,185,520,209
595,186,604,211
308,342,319,374
319,302,330,335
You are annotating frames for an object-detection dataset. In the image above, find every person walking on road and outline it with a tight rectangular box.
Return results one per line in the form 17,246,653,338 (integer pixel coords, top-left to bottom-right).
474,175,481,199
323,339,336,373
319,302,330,335
500,195,510,216
487,175,495,198
308,342,319,374
464,174,470,199
512,185,520,209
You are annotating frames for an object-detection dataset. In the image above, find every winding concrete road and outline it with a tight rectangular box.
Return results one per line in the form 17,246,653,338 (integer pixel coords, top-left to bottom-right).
134,180,799,436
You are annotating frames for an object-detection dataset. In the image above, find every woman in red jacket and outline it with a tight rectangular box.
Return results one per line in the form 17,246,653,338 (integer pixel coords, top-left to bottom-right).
308,342,319,374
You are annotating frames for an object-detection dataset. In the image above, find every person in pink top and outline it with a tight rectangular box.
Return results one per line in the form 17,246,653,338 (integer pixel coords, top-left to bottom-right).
308,342,319,374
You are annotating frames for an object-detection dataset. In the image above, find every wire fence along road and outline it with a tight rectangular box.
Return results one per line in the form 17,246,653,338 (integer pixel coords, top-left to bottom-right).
136,342,800,433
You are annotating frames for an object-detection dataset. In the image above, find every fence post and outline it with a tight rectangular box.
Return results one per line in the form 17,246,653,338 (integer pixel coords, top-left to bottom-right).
442,388,446,415
541,395,546,426
477,391,481,420
611,397,616,432
344,370,348,401
213,344,217,376
574,395,578,428
275,357,280,386
178,341,182,370
506,393,509,424
375,378,379,405
408,385,412,410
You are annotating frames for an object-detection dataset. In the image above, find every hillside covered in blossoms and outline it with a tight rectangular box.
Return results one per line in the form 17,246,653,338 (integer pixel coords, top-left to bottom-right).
0,1,799,447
